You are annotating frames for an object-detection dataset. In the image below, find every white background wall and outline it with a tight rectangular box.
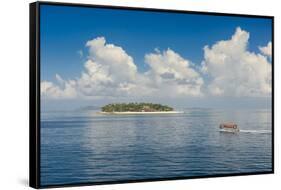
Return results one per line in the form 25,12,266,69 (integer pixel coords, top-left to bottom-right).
0,0,279,189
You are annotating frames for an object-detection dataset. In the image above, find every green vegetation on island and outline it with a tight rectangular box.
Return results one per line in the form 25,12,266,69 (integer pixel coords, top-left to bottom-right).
101,103,174,112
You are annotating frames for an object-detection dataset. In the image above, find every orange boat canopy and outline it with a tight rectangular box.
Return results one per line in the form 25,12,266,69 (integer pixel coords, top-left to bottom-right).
219,122,238,129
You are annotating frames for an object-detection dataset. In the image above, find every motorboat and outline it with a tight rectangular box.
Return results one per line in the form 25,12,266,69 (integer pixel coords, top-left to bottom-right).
219,122,239,133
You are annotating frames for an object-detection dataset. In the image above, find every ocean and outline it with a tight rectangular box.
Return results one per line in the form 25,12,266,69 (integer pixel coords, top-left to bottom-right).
40,108,272,186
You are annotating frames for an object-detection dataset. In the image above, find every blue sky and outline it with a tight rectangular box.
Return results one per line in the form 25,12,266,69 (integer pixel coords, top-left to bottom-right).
40,4,272,110
40,4,272,81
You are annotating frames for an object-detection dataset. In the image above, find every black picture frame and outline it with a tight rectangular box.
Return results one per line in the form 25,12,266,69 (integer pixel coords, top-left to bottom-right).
29,1,274,188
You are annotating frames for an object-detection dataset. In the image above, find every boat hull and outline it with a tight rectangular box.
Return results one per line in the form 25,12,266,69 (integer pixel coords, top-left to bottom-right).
219,128,240,133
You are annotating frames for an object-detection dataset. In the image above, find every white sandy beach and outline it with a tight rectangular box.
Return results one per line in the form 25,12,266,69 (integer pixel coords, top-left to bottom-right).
98,111,184,115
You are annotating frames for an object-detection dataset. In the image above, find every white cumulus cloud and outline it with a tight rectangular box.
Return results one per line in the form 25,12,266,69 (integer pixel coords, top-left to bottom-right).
76,37,140,97
41,77,77,99
41,28,272,100
145,49,204,97
41,37,143,99
202,27,272,97
259,41,272,58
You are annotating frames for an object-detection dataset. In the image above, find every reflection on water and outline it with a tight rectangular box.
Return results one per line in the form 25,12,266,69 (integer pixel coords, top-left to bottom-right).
40,108,272,186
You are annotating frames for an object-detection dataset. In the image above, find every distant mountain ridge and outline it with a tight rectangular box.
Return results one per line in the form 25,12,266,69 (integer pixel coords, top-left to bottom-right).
78,105,101,111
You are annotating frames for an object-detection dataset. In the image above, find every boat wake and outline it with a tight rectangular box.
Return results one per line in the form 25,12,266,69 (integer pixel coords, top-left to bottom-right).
239,130,271,134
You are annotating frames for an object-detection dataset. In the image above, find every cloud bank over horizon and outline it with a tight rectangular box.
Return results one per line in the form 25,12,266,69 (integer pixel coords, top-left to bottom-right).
41,27,272,100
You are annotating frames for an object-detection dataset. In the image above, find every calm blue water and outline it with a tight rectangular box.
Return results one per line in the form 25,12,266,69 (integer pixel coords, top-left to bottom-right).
40,108,272,186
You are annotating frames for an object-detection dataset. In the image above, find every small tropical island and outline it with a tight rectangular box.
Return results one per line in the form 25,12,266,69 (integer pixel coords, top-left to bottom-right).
100,103,183,115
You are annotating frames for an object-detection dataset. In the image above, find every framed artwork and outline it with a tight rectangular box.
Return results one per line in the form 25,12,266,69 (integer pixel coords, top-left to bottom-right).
30,1,274,188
